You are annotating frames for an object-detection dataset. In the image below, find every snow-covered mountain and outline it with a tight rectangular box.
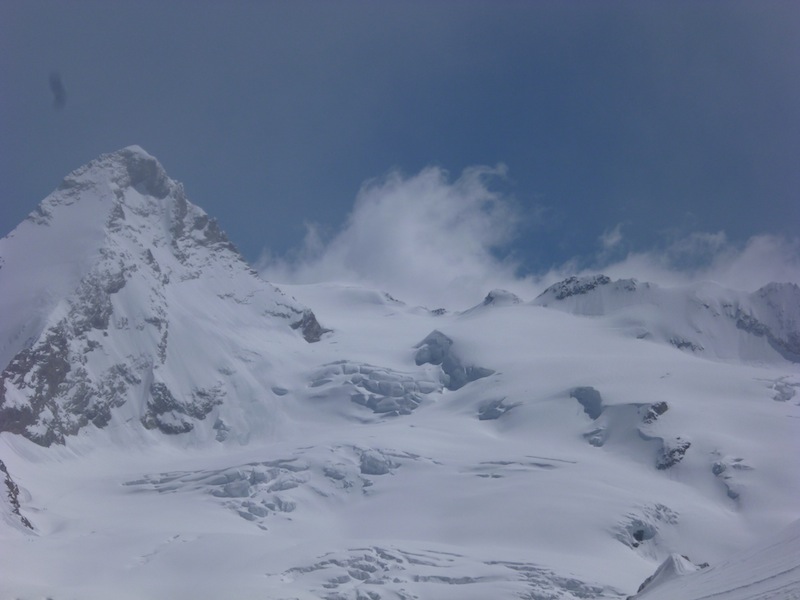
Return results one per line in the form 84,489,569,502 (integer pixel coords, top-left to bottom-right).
0,146,325,447
1,148,798,599
533,274,800,364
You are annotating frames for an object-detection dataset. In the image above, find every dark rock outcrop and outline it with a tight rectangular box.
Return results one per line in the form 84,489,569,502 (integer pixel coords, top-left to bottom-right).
535,275,615,303
1,459,33,530
570,387,604,420
642,401,669,424
141,383,223,435
656,438,691,470
478,398,517,420
290,309,330,343
414,330,494,391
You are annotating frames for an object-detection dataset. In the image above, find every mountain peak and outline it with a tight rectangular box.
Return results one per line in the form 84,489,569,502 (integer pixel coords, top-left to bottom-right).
482,289,522,306
44,145,238,268
0,147,326,446
58,145,171,200
534,274,643,304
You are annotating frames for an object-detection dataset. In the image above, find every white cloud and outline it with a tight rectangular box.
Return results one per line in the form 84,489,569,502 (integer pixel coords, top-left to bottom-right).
599,223,624,251
576,232,800,291
259,165,538,309
684,234,800,290
260,163,800,308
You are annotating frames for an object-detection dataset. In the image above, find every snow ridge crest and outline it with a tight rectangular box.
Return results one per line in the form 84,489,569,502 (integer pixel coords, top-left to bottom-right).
58,145,171,200
0,146,326,446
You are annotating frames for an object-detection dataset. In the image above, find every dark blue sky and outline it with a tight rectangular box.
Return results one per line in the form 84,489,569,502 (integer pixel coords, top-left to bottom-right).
2,0,798,277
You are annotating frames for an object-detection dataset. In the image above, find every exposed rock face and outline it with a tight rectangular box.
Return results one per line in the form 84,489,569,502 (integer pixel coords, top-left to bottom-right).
570,387,604,420
414,330,494,391
290,309,330,343
669,337,703,352
0,324,137,445
642,401,669,424
477,398,518,420
0,146,326,446
656,438,691,470
536,275,617,302
1,460,33,530
141,382,225,435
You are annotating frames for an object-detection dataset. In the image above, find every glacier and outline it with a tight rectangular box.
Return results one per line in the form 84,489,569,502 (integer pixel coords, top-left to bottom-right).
0,147,798,599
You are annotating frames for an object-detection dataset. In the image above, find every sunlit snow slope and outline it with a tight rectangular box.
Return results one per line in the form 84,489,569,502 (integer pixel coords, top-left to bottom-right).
0,148,798,600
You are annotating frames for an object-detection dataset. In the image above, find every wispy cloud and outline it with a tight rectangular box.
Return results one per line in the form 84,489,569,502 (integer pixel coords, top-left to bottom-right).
260,164,800,307
573,232,800,292
259,165,538,308
595,222,626,265
599,223,624,252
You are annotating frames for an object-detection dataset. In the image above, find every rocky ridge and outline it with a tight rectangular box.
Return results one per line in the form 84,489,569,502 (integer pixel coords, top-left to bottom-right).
0,147,326,446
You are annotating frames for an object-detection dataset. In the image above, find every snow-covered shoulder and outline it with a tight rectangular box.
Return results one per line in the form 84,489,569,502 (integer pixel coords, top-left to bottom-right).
632,519,800,600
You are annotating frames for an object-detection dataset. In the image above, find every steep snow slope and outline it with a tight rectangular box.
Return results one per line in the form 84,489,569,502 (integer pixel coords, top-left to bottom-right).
632,519,800,599
0,147,324,446
0,150,798,599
